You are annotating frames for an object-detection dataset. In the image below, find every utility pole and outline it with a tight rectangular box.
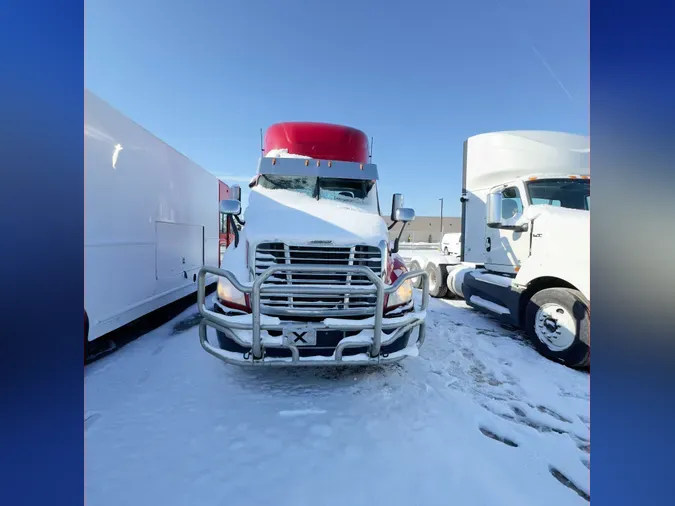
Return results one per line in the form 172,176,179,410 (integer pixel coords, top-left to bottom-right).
439,197,444,250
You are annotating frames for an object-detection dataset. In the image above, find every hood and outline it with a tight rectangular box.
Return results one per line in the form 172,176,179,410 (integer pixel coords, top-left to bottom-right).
523,205,590,298
525,205,589,256
524,204,589,232
242,186,388,247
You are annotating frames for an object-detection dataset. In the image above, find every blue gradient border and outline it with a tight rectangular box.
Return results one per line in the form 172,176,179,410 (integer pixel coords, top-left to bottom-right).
592,0,675,504
2,0,674,503
0,0,84,504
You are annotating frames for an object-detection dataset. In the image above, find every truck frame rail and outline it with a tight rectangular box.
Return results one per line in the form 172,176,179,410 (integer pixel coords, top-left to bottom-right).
197,264,429,366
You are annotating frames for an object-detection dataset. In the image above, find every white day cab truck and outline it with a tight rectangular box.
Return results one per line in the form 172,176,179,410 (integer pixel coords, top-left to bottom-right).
411,131,590,368
85,90,234,360
197,122,429,366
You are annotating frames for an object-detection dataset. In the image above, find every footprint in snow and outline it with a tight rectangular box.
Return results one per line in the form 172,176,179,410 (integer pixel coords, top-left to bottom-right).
511,405,527,417
537,405,573,424
479,427,518,448
549,466,590,502
497,410,568,436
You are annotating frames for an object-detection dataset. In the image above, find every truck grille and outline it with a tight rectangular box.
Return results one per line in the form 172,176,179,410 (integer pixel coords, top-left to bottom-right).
254,242,383,317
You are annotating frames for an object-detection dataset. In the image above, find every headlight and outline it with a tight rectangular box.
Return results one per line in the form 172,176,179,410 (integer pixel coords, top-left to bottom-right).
387,279,413,307
217,276,247,307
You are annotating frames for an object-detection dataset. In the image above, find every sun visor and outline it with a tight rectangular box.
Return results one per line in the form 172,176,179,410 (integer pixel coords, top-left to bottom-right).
256,157,379,181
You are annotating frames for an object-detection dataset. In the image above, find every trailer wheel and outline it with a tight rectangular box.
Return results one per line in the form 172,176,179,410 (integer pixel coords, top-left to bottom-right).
409,260,423,289
525,288,590,368
426,263,448,298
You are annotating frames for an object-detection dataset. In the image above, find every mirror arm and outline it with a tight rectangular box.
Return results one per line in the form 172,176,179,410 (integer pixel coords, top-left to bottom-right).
387,220,398,231
504,223,529,232
228,214,240,248
390,222,409,253
487,222,529,232
234,214,245,226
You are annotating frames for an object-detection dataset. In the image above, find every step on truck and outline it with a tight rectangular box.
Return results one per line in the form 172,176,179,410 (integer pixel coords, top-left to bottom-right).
417,131,590,368
85,90,234,357
197,122,429,366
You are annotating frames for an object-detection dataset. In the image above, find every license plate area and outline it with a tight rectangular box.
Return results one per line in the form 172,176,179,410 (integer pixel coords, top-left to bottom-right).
282,327,318,346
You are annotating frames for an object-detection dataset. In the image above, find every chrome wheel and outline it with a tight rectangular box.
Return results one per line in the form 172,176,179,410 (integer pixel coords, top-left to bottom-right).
534,303,577,351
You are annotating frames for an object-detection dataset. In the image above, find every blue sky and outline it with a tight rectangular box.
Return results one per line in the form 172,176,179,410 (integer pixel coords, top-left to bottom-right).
85,0,588,217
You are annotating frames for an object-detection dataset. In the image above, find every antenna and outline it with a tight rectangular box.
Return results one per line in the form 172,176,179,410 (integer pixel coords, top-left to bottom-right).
260,128,264,155
369,136,374,162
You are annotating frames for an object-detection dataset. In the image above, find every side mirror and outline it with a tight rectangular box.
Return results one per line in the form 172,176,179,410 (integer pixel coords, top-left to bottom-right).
486,192,503,228
486,192,529,231
220,199,241,216
231,184,242,202
390,193,404,220
394,207,415,223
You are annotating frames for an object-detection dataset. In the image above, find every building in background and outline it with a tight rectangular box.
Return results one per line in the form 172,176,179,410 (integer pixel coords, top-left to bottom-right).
383,216,461,243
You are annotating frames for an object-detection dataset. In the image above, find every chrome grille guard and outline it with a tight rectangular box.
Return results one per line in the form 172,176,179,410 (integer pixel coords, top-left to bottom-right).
197,264,429,366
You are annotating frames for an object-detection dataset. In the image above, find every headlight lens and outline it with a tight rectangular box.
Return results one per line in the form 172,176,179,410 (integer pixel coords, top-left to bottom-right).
217,276,247,307
387,279,413,307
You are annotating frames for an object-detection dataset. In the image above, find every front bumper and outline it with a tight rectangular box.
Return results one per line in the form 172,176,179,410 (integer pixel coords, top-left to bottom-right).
197,264,429,366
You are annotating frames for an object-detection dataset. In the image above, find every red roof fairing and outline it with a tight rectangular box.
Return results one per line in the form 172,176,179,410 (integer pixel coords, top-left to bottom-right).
264,122,369,164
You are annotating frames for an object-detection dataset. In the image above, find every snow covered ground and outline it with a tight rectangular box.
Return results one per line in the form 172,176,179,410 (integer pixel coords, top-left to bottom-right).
85,288,590,506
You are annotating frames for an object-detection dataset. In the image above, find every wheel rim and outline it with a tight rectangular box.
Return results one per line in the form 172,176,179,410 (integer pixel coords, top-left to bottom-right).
534,303,577,351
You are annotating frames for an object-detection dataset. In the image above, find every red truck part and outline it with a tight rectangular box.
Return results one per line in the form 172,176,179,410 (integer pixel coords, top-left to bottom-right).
264,122,369,164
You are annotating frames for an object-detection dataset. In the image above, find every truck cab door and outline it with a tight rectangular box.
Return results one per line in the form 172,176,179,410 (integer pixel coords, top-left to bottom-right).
484,184,531,274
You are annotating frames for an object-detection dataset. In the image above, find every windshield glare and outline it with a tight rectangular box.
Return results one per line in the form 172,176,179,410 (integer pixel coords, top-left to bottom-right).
257,175,379,211
526,178,590,211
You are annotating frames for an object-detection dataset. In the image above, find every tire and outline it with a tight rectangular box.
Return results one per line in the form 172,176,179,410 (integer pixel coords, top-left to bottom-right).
426,263,448,298
524,287,590,368
409,260,423,289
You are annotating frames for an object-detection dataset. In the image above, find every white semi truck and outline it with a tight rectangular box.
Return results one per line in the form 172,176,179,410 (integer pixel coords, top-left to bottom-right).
85,90,230,356
197,122,429,366
413,131,590,368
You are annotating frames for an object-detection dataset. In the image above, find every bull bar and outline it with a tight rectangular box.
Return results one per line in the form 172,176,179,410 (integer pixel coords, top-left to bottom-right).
197,264,429,366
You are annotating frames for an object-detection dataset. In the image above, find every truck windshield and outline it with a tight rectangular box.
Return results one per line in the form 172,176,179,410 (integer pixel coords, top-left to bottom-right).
526,178,590,210
258,175,377,206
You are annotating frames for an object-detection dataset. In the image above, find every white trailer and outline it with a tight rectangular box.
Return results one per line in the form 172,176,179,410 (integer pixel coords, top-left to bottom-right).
417,131,590,368
84,90,219,348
